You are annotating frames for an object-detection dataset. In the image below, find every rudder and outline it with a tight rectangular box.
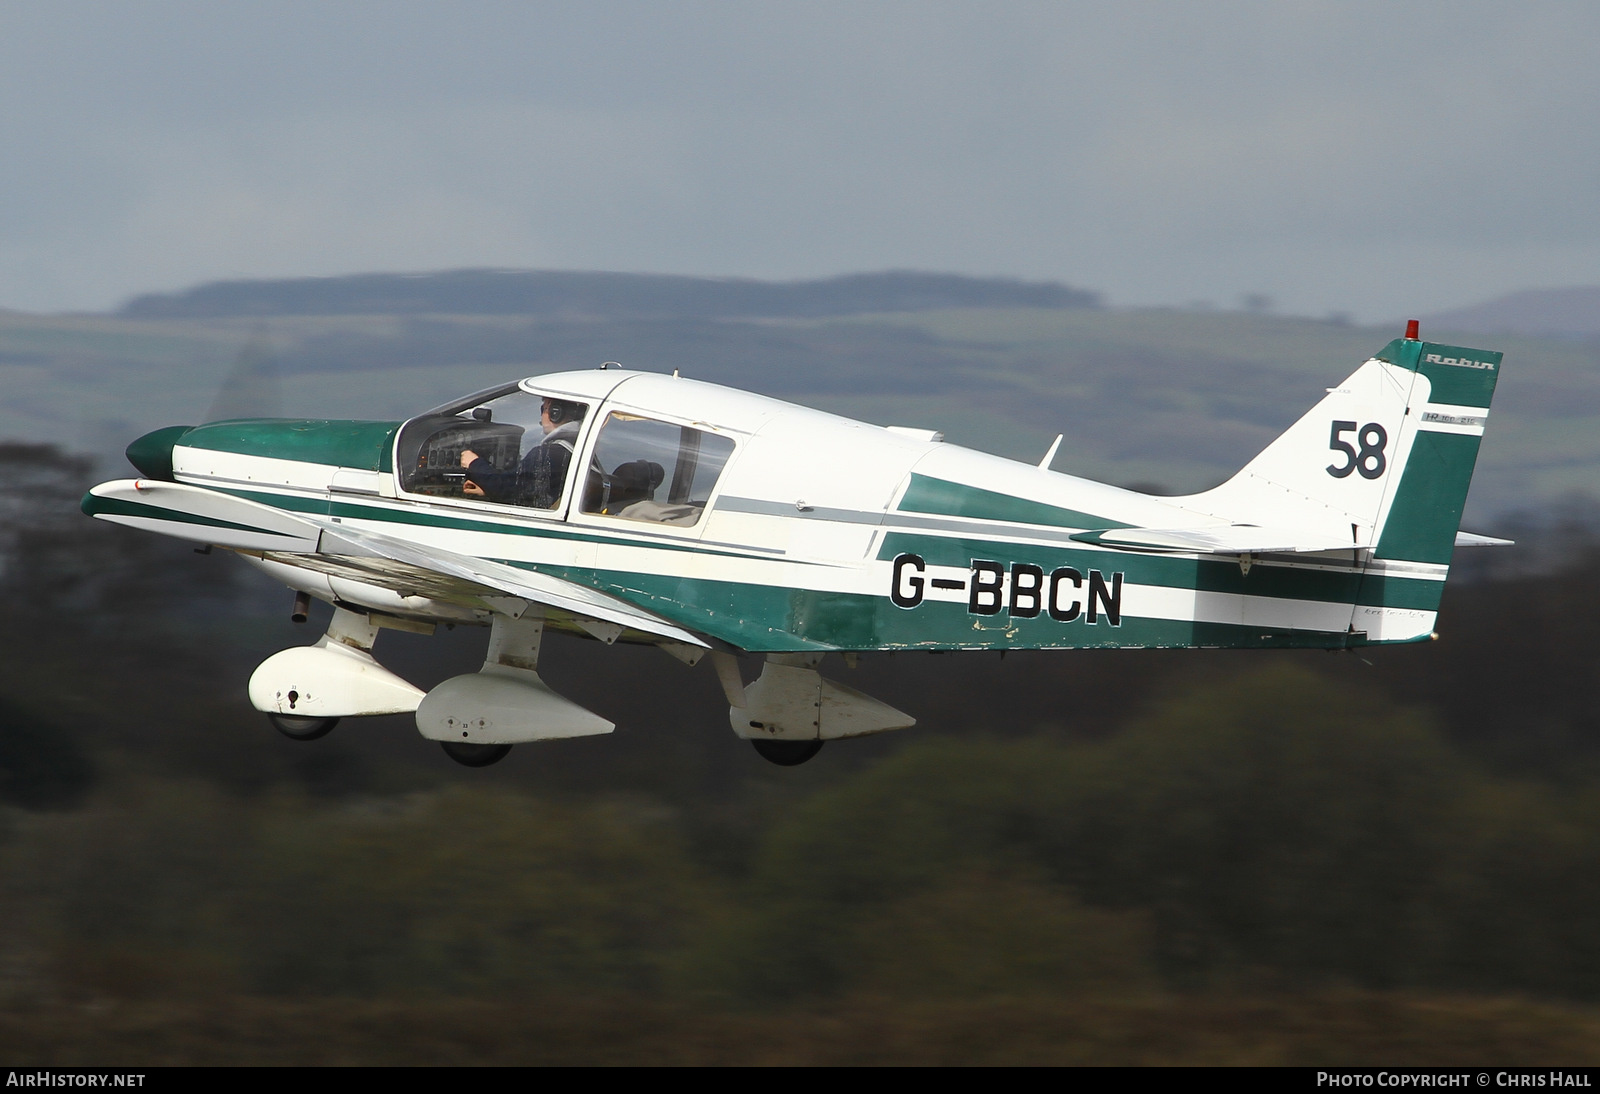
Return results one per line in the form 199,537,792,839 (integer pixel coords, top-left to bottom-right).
1368,336,1500,566
1350,334,1501,641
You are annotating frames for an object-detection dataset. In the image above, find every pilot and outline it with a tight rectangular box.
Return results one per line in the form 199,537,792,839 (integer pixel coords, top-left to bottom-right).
459,397,585,508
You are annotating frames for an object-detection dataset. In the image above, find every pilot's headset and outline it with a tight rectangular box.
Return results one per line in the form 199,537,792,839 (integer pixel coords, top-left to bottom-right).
544,398,584,425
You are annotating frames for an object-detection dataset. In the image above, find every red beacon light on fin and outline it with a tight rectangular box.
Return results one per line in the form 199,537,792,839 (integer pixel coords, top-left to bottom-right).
1404,319,1420,341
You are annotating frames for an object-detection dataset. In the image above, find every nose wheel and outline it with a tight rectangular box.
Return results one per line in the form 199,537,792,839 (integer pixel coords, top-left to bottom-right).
751,739,824,766
441,741,513,767
268,713,339,741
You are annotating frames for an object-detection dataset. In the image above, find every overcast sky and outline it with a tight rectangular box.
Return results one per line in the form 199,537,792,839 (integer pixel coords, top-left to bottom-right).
3,1,1597,319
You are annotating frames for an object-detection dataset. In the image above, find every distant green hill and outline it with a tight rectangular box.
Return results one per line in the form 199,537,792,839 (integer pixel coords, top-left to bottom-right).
119,269,1100,320
3,271,1594,522
1421,287,1600,340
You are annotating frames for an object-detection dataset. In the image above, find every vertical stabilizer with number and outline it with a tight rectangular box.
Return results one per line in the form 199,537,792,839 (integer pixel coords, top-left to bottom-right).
1179,326,1501,642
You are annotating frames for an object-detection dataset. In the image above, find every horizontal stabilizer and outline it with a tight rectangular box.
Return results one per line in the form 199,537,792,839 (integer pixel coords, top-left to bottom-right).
1454,531,1514,548
1071,525,1365,556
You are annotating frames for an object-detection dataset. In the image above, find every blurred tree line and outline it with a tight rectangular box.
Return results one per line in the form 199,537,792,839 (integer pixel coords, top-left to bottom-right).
0,446,1598,1059
3,664,1598,1009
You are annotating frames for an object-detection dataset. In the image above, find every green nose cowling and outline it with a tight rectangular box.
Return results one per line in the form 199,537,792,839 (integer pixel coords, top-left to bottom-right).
125,425,194,481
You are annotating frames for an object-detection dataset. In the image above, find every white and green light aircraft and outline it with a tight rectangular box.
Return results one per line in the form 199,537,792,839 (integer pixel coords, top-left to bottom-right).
83,322,1504,767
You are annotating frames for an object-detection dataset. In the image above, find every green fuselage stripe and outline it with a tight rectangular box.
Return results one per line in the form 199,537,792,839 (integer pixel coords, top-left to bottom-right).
312,488,1446,614
875,532,1441,611
896,474,1131,530
516,562,1355,653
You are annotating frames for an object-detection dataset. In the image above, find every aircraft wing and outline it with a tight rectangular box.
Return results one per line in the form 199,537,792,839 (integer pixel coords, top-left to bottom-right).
83,479,710,648
304,520,711,648
83,479,324,553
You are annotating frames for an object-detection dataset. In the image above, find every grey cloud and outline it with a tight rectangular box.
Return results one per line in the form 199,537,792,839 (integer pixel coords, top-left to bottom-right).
3,2,1599,318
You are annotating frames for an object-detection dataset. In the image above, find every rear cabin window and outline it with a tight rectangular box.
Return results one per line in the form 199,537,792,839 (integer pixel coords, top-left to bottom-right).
581,413,735,526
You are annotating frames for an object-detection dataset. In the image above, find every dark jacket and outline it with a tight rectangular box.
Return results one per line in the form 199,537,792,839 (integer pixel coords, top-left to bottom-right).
464,422,579,508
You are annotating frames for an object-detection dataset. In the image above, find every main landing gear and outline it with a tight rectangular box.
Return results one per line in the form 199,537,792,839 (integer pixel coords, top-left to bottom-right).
750,739,824,766
251,604,617,770
722,652,914,769
265,713,513,766
268,713,340,741
250,606,425,750
440,741,514,768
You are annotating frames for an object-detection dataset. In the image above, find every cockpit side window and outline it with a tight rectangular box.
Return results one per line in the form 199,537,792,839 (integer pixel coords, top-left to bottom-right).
397,390,590,510
581,413,735,526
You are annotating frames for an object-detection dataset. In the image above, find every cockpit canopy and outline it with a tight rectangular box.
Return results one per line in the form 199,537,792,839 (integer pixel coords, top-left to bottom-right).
394,378,736,526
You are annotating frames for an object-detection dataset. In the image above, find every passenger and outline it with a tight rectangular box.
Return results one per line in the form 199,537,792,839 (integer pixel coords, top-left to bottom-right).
460,397,585,508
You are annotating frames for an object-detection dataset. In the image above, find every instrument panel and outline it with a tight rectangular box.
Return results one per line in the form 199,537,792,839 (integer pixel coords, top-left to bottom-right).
397,417,525,496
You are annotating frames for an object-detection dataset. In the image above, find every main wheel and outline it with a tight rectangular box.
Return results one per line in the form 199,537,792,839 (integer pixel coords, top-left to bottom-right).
441,741,513,768
751,739,824,766
268,713,339,741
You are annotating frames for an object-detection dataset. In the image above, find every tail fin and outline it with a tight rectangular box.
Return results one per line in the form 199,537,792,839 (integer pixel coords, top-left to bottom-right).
1186,329,1500,552
1183,325,1501,640
1367,337,1500,567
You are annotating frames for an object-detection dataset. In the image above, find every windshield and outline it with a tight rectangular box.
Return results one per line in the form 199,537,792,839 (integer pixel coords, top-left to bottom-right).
395,389,590,510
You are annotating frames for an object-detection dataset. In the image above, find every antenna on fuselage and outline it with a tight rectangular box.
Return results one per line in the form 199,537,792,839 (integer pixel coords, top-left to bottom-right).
1038,434,1064,471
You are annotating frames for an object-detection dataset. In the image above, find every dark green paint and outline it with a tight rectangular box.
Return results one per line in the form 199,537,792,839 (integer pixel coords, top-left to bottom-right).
1374,430,1483,568
1373,337,1501,409
181,419,401,472
896,474,1130,530
125,425,193,481
1373,337,1413,367
1416,342,1501,410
